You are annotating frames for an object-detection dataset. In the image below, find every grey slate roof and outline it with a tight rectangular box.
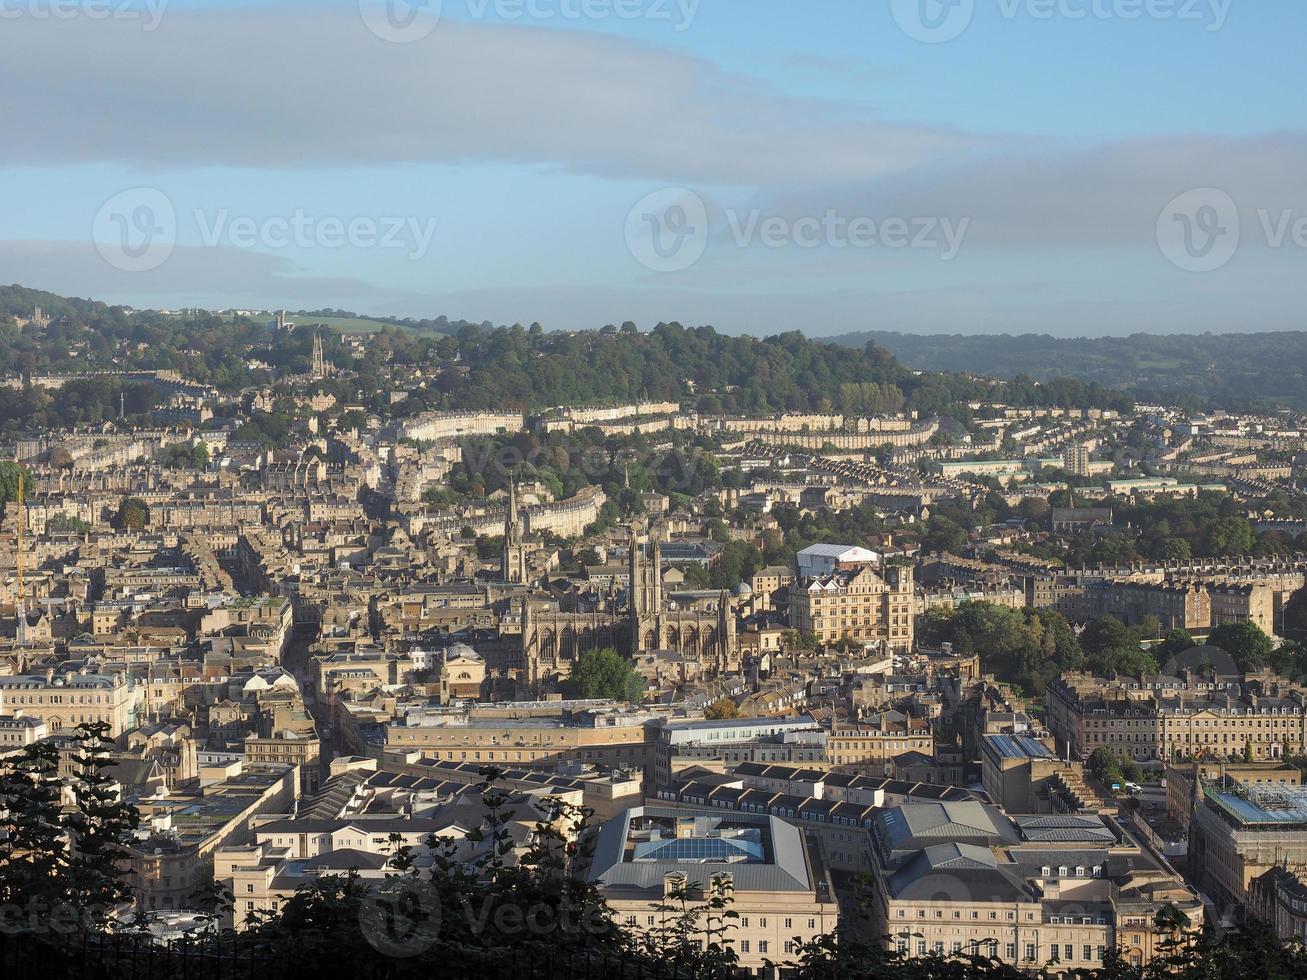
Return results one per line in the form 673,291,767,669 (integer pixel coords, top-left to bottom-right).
876,801,1017,855
888,843,1034,903
1012,813,1118,844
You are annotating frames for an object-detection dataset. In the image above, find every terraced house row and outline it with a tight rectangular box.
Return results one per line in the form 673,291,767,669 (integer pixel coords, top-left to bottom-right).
1046,667,1307,762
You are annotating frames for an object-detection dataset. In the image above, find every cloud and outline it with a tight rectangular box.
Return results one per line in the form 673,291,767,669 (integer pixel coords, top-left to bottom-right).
0,239,429,312
8,235,1303,338
720,133,1307,252
0,9,969,185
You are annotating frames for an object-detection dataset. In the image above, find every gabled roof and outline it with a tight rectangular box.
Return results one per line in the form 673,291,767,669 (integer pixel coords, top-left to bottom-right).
876,801,1017,854
888,843,1034,903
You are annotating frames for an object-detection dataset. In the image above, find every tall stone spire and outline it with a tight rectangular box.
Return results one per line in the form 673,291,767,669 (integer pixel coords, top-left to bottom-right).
501,481,527,583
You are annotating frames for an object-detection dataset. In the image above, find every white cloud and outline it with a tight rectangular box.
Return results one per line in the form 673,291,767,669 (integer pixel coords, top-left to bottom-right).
0,9,968,185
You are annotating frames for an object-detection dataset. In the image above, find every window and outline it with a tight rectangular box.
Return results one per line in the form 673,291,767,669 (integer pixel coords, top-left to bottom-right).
740,941,750,954
1025,944,1036,962
758,942,768,955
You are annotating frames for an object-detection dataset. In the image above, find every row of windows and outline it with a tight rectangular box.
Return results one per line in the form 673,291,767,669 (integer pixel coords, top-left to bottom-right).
899,942,1106,963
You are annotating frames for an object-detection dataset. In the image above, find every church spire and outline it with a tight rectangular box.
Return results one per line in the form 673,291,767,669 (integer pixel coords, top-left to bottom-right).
501,480,526,583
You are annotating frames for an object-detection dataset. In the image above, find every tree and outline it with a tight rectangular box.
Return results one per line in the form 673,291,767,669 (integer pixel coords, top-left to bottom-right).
1081,616,1132,655
919,602,1083,696
112,496,150,530
64,724,139,911
1088,746,1124,787
1209,621,1275,672
46,513,91,535
0,724,137,931
1158,628,1197,660
0,460,28,507
704,697,739,720
1204,516,1255,556
563,647,644,703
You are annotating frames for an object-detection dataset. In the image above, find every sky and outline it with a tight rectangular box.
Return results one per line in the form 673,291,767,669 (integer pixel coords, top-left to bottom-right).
1,0,1305,336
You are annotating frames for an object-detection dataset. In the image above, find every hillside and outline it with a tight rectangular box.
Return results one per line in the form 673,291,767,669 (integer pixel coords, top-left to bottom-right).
831,330,1307,410
0,284,1138,430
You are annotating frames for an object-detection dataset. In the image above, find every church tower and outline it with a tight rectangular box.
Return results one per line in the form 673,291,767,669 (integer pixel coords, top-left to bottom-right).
310,331,327,380
501,481,528,584
628,522,665,654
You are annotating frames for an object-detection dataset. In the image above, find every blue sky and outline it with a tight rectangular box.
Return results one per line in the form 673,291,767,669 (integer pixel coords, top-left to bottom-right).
1,0,1304,335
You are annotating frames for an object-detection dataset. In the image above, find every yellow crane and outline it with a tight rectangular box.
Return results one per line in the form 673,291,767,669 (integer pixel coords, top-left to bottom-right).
14,470,26,653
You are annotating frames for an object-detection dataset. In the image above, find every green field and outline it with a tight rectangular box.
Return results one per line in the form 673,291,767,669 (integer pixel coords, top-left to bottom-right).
214,312,410,333
284,314,405,333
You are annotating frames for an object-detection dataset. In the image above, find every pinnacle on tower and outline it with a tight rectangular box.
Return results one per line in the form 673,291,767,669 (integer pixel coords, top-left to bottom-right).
311,330,327,380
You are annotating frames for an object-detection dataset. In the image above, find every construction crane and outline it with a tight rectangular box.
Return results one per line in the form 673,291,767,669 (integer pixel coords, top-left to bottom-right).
14,469,28,655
